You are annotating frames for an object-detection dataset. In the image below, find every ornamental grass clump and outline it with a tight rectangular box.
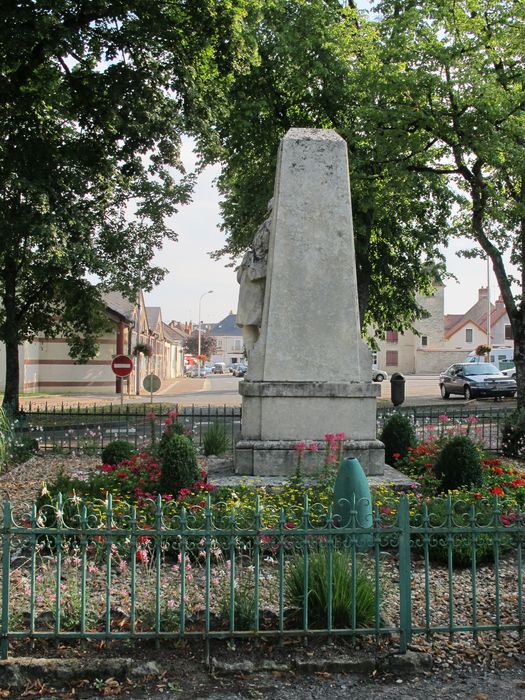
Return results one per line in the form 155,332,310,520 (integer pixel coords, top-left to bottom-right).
202,422,231,456
285,548,376,628
434,435,482,492
379,412,416,465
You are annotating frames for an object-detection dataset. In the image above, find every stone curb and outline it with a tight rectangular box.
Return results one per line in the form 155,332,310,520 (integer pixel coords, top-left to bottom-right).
0,657,160,689
211,650,432,677
0,650,433,689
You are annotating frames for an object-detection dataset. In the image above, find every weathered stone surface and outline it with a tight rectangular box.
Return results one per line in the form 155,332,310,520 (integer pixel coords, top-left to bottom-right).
236,128,384,476
0,657,161,688
235,439,384,477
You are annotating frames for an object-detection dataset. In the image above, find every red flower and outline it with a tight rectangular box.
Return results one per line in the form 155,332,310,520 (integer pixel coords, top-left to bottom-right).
392,453,401,460
136,549,149,564
493,467,504,475
491,486,505,496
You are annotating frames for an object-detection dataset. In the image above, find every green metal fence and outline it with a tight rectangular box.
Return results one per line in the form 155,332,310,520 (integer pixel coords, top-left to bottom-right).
1,494,523,659
12,403,514,454
13,404,242,454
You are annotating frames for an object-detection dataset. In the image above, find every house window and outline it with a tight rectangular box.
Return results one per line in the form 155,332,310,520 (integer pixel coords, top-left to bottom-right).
216,339,223,349
465,328,473,343
233,339,242,351
421,336,428,347
385,330,398,343
505,325,513,340
386,350,398,367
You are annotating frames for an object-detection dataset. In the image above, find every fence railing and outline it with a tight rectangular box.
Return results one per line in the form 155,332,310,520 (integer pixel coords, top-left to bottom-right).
1,494,523,659
11,403,515,455
12,404,242,454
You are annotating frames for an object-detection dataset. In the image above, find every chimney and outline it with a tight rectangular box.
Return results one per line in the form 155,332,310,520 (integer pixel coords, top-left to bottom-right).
478,286,488,300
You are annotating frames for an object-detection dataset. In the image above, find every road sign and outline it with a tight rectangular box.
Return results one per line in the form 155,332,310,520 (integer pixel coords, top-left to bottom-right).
143,373,161,393
111,355,133,377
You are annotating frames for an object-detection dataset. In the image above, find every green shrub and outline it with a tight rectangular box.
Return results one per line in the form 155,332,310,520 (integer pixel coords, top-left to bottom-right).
101,439,135,466
157,433,199,496
202,422,231,457
379,412,416,465
10,436,39,464
501,409,525,458
285,548,377,628
435,435,482,492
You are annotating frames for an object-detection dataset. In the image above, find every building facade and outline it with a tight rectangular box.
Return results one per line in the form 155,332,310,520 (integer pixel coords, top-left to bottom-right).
0,291,186,396
374,285,513,375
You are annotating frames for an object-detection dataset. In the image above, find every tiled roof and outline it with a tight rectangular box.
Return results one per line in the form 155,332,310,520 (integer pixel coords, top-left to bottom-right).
211,313,242,337
102,291,135,321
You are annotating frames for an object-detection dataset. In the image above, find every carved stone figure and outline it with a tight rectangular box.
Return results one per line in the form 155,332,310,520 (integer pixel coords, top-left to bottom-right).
236,200,272,352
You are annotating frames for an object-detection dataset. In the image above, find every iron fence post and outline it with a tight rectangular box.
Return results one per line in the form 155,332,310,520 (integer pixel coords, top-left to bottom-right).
1,500,12,659
398,496,412,652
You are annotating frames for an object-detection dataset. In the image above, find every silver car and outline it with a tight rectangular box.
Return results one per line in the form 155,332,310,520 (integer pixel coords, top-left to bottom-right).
439,362,516,400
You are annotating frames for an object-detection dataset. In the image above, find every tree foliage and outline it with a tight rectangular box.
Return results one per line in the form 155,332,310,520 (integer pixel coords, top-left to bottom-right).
0,0,259,408
375,0,525,405
210,0,453,337
184,333,217,359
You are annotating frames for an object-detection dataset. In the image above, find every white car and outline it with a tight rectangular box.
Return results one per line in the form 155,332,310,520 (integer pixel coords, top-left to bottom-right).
372,369,388,382
500,364,516,379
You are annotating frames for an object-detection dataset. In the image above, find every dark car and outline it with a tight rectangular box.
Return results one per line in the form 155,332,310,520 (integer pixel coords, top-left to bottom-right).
439,362,516,400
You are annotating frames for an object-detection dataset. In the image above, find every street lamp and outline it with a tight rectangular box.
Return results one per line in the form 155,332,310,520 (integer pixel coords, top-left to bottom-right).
198,290,213,373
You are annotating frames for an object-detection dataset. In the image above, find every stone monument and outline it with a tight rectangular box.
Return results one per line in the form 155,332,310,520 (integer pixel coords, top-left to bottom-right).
235,128,384,477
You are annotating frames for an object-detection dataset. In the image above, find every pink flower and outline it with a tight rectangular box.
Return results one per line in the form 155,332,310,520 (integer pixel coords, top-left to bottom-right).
335,432,346,441
145,411,156,421
438,414,450,423
466,415,479,424
307,442,319,452
294,441,306,453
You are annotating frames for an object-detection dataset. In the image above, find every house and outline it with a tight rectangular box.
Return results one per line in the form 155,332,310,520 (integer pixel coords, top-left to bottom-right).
210,312,244,366
374,285,512,375
0,291,186,396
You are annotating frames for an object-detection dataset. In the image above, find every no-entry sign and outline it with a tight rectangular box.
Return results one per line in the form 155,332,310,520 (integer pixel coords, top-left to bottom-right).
111,354,133,377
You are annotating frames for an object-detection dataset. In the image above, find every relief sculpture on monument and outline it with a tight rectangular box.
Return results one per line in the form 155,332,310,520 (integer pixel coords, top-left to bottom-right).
236,199,272,354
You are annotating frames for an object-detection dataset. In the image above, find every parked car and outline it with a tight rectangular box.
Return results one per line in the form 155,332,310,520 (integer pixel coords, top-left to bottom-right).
233,364,248,377
439,362,516,400
212,362,226,374
500,364,516,379
372,369,388,382
186,365,207,378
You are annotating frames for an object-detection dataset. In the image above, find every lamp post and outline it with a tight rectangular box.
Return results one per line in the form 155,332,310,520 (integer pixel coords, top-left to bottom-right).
198,290,213,373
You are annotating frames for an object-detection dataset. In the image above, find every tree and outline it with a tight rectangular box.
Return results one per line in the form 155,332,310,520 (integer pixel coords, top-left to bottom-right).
184,333,217,359
375,0,525,405
210,0,453,338
0,0,259,409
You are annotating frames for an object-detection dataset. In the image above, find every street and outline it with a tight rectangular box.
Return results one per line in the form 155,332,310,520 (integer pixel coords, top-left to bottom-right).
19,373,517,410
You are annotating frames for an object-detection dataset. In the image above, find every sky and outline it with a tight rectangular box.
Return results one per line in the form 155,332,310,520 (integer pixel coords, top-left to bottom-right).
142,138,503,326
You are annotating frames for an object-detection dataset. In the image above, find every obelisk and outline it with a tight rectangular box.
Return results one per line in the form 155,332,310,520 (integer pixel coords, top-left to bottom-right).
235,128,384,476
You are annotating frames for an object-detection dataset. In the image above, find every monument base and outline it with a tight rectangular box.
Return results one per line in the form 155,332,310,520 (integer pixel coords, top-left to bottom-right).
236,380,385,477
235,438,385,477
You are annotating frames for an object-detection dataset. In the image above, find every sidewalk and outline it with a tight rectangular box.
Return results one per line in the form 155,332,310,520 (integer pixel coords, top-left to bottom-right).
18,376,203,410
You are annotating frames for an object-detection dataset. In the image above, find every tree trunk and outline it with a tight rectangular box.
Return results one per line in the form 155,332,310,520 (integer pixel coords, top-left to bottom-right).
3,330,20,413
2,254,20,412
